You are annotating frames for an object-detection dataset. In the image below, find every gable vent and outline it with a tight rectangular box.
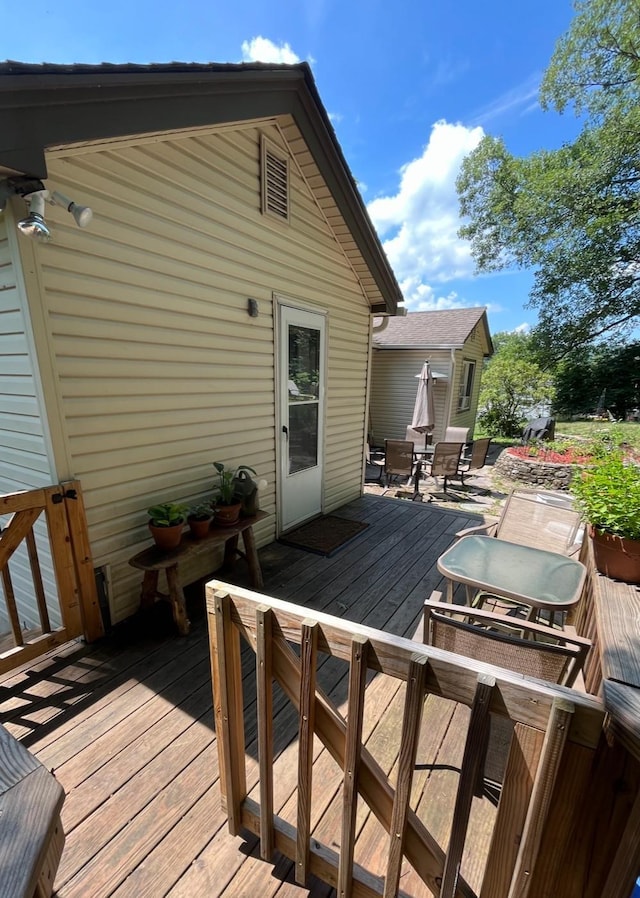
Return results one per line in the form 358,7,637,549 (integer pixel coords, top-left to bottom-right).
261,137,289,222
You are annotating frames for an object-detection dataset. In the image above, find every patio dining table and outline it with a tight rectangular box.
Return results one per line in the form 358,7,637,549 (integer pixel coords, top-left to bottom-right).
437,534,587,624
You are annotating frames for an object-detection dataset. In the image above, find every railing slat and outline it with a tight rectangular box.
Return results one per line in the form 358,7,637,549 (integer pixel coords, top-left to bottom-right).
45,489,84,635
480,724,544,898
25,528,51,634
0,507,41,569
384,653,428,898
440,674,495,898
1,566,23,645
507,698,574,898
211,591,247,835
256,605,275,861
339,635,370,898
296,619,318,885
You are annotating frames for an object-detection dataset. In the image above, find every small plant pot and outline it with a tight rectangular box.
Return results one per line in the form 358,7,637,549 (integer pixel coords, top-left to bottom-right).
149,521,184,550
590,527,640,583
188,515,212,539
214,502,242,527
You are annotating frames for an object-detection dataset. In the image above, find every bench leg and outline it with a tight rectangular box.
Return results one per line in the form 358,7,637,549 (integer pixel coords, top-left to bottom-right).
140,570,159,609
166,565,190,636
242,526,264,590
222,534,240,574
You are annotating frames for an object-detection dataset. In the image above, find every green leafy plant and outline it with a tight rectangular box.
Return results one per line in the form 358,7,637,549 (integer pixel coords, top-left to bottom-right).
570,453,640,541
189,502,213,521
147,502,189,528
212,462,257,506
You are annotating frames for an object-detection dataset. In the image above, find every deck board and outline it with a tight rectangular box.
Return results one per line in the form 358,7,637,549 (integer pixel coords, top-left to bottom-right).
0,495,491,898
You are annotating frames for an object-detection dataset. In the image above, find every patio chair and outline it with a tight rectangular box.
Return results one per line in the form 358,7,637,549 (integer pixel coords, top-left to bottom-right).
456,437,491,488
405,425,432,452
422,593,592,797
457,488,584,556
420,441,464,495
444,426,470,445
379,439,415,492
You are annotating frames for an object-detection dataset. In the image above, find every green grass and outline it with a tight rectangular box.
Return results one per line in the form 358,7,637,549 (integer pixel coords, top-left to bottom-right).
555,420,640,450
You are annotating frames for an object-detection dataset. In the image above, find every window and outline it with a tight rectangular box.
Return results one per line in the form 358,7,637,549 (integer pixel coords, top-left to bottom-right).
458,360,476,411
261,136,289,222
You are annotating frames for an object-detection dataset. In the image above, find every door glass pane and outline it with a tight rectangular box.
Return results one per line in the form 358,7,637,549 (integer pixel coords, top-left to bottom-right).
289,404,318,473
288,326,320,400
288,324,320,474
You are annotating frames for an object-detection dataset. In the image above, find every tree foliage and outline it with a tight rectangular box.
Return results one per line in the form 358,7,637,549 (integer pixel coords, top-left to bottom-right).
478,333,555,437
554,339,640,418
457,0,640,360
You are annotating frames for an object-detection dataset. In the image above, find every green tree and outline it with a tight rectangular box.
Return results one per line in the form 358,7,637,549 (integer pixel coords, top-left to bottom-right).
457,0,640,360
477,333,556,437
554,339,640,418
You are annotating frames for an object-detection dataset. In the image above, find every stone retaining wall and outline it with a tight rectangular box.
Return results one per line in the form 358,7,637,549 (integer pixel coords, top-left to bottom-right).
494,449,576,490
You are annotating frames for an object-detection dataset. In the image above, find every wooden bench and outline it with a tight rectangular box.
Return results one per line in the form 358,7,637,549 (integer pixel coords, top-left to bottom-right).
0,724,65,898
129,511,267,635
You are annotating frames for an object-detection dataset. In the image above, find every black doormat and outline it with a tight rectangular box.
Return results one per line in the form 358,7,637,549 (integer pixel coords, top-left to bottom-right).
279,515,369,556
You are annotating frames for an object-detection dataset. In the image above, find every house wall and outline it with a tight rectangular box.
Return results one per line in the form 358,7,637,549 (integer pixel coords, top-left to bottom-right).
0,211,60,631
369,348,452,445
448,322,488,436
17,122,372,623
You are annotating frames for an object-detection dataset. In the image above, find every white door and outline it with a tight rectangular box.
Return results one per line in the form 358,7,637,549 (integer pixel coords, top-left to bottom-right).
278,304,326,532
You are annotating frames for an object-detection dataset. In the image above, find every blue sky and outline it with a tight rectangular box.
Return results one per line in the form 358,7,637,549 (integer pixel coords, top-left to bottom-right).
2,0,583,335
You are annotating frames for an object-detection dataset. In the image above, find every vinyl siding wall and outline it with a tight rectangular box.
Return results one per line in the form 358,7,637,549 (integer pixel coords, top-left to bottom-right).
28,122,371,622
369,348,452,445
0,214,60,631
449,323,488,434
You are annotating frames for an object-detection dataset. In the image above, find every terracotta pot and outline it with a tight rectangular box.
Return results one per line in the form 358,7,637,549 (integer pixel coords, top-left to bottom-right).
149,521,184,550
213,502,242,527
590,526,640,583
188,515,212,539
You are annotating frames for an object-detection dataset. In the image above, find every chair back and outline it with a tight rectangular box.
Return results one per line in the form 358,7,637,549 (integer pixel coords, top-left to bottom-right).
429,441,463,477
384,440,414,477
466,437,491,471
423,599,590,688
405,426,431,449
496,489,583,555
444,426,469,444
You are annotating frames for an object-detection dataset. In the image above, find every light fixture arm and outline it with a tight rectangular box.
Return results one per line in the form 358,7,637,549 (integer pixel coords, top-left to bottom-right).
50,190,93,228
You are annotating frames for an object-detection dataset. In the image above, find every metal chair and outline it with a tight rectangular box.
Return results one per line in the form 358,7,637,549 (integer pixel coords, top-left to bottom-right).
380,439,415,493
405,425,432,452
444,426,469,444
456,437,491,487
421,441,464,495
422,593,591,797
457,488,584,556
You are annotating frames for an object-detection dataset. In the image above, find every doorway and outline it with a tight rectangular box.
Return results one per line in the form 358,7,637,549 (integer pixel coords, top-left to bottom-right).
278,303,326,532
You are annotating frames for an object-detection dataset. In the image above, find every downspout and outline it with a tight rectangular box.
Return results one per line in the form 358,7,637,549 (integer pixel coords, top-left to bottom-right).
445,348,457,431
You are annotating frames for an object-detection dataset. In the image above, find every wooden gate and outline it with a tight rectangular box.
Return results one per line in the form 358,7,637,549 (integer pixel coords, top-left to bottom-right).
208,583,605,898
0,480,104,676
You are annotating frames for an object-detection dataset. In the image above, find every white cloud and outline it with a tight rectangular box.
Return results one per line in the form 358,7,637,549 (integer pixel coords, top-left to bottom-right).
472,74,541,125
513,322,532,334
367,120,484,310
241,37,301,65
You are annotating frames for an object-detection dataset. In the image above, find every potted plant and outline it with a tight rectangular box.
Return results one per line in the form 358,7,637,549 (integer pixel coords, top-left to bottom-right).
570,452,640,582
188,502,213,539
212,461,257,526
147,502,188,550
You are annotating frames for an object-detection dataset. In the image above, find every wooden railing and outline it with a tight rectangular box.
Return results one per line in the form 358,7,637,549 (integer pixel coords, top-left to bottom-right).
0,481,103,675
208,582,605,898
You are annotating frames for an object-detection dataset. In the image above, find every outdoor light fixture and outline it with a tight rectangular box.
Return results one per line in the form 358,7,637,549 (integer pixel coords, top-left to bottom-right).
17,190,52,242
50,190,93,228
0,176,94,242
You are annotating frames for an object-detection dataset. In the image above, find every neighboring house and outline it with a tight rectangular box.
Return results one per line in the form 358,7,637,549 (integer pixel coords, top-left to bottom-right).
369,308,493,445
0,61,402,626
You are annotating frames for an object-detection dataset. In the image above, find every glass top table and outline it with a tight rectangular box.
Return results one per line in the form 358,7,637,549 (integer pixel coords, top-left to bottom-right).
437,534,587,614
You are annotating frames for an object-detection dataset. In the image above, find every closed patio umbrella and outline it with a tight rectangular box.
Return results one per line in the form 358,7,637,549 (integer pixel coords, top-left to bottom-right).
412,361,436,449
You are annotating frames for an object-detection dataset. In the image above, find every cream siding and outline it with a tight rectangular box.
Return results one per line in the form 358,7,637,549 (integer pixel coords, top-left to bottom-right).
369,349,452,445
0,213,60,631
28,122,371,622
449,323,488,435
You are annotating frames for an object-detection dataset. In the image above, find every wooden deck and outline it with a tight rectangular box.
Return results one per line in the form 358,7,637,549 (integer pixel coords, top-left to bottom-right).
0,495,495,898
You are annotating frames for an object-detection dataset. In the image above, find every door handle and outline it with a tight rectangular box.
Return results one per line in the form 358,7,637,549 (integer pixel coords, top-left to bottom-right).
282,425,288,438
